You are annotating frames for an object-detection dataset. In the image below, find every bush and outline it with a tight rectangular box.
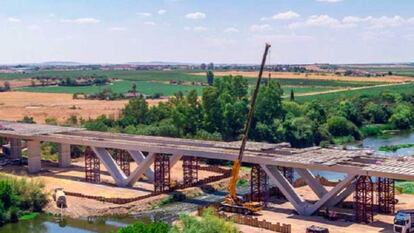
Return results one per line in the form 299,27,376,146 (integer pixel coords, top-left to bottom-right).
360,124,384,137
0,175,47,225
118,221,170,233
326,116,361,140
171,208,238,233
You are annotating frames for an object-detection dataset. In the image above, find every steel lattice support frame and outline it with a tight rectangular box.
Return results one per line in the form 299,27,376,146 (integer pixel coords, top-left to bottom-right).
182,156,199,187
154,153,170,193
85,147,100,183
114,149,131,177
354,176,374,223
377,177,395,214
250,164,268,202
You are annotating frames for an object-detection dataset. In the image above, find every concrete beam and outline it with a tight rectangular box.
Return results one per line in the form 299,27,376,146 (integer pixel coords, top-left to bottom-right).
128,150,155,181
126,152,155,186
91,147,128,186
295,168,328,198
27,140,41,173
325,180,356,208
303,174,356,215
262,165,307,215
9,138,22,159
170,154,183,167
58,144,71,168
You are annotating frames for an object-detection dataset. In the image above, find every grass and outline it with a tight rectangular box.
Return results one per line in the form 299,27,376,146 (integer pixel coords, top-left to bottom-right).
379,144,414,152
19,212,39,221
396,181,414,194
296,83,414,102
19,80,205,96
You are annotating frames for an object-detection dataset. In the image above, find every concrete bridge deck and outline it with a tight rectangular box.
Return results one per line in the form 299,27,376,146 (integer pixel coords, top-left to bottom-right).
1,120,413,216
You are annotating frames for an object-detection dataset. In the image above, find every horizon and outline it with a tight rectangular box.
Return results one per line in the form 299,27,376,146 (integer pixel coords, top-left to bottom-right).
0,0,413,64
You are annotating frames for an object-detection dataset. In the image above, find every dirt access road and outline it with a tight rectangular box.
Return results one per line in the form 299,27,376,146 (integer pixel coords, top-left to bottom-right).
0,91,165,124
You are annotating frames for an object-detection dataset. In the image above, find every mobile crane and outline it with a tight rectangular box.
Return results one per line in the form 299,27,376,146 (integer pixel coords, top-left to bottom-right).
221,43,271,215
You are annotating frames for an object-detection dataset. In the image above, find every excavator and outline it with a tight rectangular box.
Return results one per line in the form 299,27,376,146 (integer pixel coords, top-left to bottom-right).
221,43,271,215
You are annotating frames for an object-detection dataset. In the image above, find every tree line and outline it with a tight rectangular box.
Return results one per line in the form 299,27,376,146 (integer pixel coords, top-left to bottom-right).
83,75,414,147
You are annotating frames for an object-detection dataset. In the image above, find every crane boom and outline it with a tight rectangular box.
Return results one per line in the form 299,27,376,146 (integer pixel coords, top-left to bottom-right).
222,43,271,214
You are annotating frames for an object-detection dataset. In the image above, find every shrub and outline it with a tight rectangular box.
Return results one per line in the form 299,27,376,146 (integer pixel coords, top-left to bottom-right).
118,221,170,233
171,208,238,233
326,116,361,140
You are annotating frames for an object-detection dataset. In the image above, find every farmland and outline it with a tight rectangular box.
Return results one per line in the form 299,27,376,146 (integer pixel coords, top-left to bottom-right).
1,69,403,97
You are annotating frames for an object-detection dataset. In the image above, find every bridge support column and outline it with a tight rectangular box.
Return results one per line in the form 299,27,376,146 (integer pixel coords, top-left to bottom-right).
251,164,268,202
154,154,170,193
9,138,22,159
58,144,71,168
354,176,374,223
263,164,356,216
377,177,395,214
182,156,198,187
27,140,41,173
85,147,100,183
114,149,130,177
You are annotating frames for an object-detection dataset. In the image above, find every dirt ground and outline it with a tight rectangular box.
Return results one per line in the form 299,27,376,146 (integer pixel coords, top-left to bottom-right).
2,158,411,232
246,185,414,233
192,71,414,83
0,91,165,123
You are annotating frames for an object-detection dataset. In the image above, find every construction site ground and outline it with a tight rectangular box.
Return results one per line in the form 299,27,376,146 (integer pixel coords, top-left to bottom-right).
0,159,410,232
0,159,220,218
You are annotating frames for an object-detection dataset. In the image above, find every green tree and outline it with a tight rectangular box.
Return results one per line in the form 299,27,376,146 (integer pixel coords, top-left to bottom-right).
283,117,315,148
172,90,202,135
120,97,149,126
206,71,214,86
326,116,361,139
337,100,363,126
363,102,388,124
389,103,414,129
290,89,295,101
305,100,327,125
118,221,170,233
254,80,284,124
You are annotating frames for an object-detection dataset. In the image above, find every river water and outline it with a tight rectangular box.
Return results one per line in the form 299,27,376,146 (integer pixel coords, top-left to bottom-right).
1,131,413,233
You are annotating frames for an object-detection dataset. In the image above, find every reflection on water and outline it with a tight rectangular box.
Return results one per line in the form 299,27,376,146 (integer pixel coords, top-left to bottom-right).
307,130,414,182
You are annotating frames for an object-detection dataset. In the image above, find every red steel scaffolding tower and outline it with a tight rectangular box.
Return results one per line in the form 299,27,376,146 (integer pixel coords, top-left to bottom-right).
250,164,268,202
154,153,170,193
182,156,199,187
85,147,100,183
114,149,131,176
354,176,374,223
377,177,395,214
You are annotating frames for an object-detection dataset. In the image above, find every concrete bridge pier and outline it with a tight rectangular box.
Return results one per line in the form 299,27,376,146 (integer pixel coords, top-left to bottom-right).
58,143,71,168
27,140,41,173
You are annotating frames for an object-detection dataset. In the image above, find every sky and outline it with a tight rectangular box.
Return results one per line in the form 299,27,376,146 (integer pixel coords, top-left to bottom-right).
0,0,413,64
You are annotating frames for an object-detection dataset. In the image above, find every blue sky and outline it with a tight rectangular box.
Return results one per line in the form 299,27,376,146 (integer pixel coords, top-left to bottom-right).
0,0,413,64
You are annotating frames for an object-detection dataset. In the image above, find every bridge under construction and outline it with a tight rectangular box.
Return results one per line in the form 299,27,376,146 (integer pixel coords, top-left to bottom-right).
1,120,413,223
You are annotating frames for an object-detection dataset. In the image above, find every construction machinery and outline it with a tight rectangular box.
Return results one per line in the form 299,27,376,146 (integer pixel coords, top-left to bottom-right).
221,43,271,215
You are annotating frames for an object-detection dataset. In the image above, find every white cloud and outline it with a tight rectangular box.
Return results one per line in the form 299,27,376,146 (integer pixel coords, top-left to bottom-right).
61,17,100,24
316,0,343,3
250,24,271,32
194,26,208,31
184,26,208,32
185,12,206,20
224,27,240,33
144,21,156,26
7,17,21,23
261,11,300,21
158,9,167,15
28,24,41,31
137,12,152,17
289,15,348,29
109,27,127,31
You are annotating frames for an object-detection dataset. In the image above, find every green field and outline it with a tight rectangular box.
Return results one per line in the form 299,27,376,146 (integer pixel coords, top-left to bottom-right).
3,69,400,97
296,83,414,102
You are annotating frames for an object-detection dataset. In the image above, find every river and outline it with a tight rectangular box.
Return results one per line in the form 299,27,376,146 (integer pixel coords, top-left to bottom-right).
1,131,413,233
